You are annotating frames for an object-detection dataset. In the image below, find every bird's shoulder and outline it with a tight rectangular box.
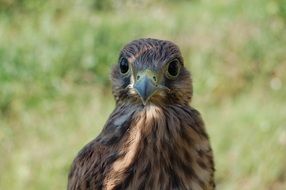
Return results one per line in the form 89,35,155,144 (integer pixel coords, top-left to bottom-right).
68,105,134,176
67,136,110,189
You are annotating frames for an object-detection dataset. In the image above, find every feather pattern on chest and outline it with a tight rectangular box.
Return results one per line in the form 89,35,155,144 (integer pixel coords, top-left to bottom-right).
68,103,215,190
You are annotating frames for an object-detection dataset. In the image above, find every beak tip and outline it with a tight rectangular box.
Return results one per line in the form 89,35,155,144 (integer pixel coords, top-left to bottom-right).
134,76,157,105
136,91,148,106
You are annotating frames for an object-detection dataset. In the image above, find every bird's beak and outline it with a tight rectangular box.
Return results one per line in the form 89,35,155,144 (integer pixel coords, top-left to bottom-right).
133,70,160,105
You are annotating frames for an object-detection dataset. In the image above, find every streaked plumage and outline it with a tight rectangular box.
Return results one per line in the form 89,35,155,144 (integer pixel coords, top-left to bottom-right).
68,38,215,190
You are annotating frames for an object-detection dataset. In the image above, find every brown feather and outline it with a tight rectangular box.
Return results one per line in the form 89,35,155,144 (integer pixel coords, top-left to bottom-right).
68,38,215,190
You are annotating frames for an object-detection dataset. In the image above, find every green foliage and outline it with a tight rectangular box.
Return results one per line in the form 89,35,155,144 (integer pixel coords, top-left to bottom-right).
0,0,285,189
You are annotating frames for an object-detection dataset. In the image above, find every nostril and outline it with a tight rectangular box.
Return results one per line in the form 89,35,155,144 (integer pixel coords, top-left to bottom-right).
137,75,140,80
153,76,157,82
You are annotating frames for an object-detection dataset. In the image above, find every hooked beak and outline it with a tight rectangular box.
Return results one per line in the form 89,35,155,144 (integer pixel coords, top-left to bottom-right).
133,70,167,105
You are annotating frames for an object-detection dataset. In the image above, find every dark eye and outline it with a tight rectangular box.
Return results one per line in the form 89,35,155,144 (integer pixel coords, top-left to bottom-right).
167,59,180,78
119,57,129,74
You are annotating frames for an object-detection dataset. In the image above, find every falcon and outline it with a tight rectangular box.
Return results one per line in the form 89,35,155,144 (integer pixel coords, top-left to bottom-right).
68,38,215,190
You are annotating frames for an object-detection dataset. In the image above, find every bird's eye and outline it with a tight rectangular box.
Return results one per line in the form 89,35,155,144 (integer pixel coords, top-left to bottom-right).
119,57,129,74
166,59,180,78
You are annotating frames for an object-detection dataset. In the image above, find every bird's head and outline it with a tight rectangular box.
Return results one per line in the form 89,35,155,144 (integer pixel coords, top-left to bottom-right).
111,38,193,106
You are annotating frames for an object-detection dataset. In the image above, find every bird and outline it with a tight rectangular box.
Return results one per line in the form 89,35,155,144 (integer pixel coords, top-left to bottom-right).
67,38,215,190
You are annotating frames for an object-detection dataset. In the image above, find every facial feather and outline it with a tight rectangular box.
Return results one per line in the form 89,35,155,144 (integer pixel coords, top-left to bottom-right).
111,38,192,106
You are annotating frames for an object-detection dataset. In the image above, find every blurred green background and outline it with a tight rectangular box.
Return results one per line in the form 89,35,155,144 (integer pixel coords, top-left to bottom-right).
0,0,285,189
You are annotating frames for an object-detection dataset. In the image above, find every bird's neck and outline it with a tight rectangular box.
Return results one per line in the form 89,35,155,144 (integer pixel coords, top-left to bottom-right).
102,103,212,190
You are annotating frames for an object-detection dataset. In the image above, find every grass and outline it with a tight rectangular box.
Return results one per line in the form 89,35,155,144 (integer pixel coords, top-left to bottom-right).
0,0,285,189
